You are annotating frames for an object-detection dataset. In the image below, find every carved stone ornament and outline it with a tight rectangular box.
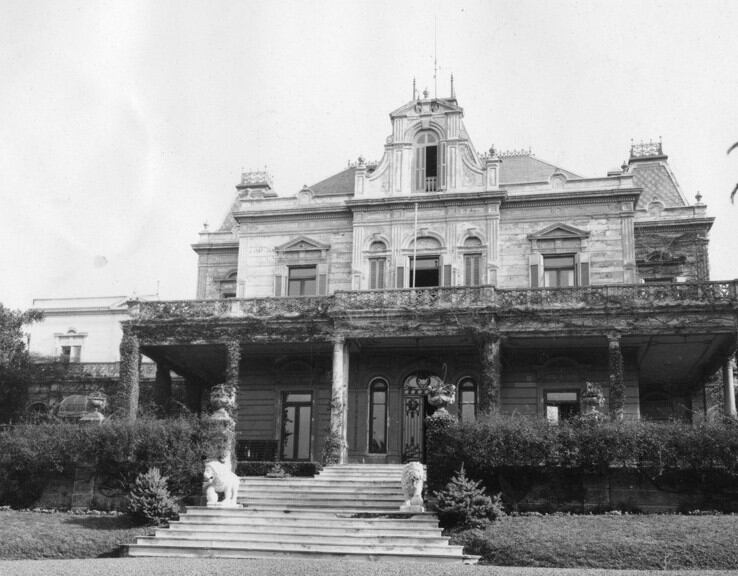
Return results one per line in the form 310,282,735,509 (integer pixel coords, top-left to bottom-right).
400,461,426,512
209,383,236,421
203,459,240,507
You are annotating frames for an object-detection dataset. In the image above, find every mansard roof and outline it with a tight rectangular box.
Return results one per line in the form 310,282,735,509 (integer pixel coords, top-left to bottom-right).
309,166,356,196
498,152,581,184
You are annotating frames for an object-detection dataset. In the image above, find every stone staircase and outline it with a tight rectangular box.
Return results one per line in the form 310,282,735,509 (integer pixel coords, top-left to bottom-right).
127,464,474,563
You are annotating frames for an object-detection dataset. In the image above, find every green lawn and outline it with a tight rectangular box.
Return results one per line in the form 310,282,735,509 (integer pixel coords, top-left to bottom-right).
1,509,737,570
451,513,738,570
0,510,152,560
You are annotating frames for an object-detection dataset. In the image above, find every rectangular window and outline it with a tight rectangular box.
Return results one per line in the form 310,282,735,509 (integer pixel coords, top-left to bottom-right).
60,345,81,363
544,390,580,423
369,258,386,290
543,255,575,288
288,266,317,296
464,254,481,286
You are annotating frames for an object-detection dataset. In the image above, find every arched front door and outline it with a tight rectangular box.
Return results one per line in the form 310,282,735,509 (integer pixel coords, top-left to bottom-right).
401,371,443,462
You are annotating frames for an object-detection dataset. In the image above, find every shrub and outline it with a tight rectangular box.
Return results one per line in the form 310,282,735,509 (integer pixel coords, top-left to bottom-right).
0,416,218,509
425,416,738,511
433,464,505,528
127,467,178,525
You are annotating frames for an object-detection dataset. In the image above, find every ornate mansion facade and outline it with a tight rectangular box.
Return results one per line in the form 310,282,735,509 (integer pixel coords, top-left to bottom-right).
119,94,737,464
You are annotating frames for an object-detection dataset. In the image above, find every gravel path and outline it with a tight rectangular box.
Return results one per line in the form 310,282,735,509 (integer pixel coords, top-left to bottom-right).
0,558,732,576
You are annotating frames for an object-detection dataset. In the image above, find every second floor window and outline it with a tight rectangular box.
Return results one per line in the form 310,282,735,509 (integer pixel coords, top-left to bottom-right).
288,265,317,296
60,345,81,363
413,131,440,192
543,255,575,288
464,254,481,286
369,258,386,289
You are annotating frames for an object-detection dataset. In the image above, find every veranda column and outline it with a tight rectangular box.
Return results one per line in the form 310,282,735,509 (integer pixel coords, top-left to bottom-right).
478,335,501,417
225,341,241,425
153,361,172,410
119,327,140,422
723,355,737,419
330,335,349,464
608,333,625,421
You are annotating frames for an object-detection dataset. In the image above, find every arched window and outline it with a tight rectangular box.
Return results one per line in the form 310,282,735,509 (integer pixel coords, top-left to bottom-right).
369,378,388,453
219,271,238,299
368,241,387,289
413,131,444,192
458,378,477,423
462,237,483,286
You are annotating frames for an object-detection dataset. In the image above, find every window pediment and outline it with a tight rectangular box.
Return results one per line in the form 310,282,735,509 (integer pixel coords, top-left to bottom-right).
275,236,330,254
527,223,590,241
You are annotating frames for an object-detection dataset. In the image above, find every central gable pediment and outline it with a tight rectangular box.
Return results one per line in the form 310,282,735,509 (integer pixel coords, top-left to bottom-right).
390,98,461,118
527,223,591,241
275,236,330,254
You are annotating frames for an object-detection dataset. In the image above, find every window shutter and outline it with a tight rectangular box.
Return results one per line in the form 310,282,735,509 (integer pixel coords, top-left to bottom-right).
414,147,425,191
576,253,590,286
318,274,327,295
377,259,385,289
529,253,544,288
439,142,447,189
443,264,452,286
274,274,282,297
396,266,404,288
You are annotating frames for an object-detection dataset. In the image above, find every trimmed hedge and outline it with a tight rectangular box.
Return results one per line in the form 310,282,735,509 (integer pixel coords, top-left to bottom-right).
0,417,214,508
426,416,738,511
235,461,321,477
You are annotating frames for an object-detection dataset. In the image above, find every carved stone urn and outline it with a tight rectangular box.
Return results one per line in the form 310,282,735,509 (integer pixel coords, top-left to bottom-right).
209,383,236,422
581,381,605,421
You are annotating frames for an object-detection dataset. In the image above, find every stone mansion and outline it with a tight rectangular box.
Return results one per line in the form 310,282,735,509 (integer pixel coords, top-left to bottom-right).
119,94,737,464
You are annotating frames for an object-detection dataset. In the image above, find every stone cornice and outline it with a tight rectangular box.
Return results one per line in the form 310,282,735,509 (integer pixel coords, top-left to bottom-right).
502,188,641,209
346,190,507,211
634,217,715,233
191,241,239,254
233,205,351,223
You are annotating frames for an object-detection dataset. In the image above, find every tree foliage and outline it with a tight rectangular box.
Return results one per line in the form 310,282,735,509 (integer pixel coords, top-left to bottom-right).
0,304,43,422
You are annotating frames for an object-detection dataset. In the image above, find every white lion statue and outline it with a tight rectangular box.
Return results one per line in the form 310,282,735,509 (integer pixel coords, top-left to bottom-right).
203,460,240,508
400,461,426,512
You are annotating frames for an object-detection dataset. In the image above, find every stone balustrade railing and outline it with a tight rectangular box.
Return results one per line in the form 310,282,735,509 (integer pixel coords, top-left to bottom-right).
130,281,738,321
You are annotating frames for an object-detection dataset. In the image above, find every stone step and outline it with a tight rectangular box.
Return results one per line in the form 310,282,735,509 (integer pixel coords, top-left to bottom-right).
240,503,401,512
126,545,472,563
130,537,464,557
168,521,440,535
156,528,450,546
178,510,439,527
240,490,404,500
240,478,401,488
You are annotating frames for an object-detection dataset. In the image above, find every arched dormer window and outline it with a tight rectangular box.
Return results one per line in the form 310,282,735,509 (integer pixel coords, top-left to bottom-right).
414,131,445,192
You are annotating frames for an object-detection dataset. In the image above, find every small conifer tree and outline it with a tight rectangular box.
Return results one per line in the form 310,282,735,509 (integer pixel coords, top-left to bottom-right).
433,464,504,528
127,467,179,525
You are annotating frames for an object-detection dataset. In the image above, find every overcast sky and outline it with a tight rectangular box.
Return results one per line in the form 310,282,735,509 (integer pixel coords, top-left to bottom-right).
2,0,737,310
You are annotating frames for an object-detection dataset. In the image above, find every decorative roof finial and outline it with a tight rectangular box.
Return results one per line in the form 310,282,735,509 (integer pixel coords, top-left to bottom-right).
413,77,417,100
203,222,209,231
450,73,455,99
695,191,703,204
423,87,429,99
